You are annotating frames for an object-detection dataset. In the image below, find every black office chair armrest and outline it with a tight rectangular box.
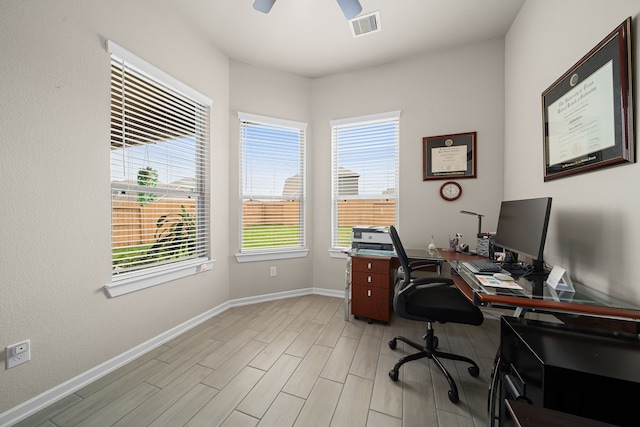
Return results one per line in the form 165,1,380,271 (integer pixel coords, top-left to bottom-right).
408,260,440,270
413,276,454,288
398,277,454,297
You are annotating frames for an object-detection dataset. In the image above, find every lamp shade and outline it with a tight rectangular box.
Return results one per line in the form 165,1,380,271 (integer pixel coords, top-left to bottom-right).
337,0,362,20
253,0,276,14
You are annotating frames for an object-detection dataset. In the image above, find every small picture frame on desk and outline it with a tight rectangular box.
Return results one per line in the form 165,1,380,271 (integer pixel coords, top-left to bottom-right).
546,265,574,293
546,265,576,301
423,132,476,180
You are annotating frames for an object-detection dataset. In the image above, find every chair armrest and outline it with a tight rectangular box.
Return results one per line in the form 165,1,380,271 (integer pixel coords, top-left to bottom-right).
414,276,454,288
408,260,440,270
398,277,453,296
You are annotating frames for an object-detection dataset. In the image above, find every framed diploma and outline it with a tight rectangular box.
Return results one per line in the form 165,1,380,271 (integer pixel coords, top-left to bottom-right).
542,17,634,181
423,132,476,180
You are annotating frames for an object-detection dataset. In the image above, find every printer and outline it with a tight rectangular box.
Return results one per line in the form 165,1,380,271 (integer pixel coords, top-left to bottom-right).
351,226,393,251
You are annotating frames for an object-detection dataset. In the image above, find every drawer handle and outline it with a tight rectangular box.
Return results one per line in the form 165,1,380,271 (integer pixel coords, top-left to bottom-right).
503,373,531,404
368,289,372,297
368,276,372,283
367,262,372,270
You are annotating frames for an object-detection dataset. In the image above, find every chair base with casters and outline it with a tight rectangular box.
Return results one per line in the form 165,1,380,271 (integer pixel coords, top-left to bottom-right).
388,320,481,403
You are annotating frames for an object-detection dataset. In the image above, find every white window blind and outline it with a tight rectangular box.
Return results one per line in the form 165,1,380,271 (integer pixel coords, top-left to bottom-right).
239,112,307,254
331,111,400,249
108,41,212,293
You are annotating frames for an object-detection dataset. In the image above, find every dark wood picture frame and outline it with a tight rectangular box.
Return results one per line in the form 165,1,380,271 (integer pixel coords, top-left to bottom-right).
542,17,634,181
423,132,476,180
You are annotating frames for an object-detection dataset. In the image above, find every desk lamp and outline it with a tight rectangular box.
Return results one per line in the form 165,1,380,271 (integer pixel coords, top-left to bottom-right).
460,210,484,237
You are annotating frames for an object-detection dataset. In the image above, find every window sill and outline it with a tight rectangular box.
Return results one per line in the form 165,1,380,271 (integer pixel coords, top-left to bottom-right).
105,257,214,298
329,248,350,259
235,249,309,263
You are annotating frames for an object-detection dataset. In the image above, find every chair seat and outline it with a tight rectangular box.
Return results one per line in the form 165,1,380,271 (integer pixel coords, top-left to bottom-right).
400,286,484,326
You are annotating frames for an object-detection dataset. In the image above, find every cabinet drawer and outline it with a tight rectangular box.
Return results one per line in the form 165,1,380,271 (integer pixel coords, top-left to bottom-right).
352,256,391,274
351,284,390,322
352,271,389,289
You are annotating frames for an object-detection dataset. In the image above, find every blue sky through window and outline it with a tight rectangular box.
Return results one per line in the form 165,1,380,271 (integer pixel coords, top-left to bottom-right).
241,122,303,198
335,122,397,196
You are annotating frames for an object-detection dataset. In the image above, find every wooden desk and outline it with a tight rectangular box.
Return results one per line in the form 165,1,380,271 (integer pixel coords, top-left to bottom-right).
441,248,640,427
438,249,640,323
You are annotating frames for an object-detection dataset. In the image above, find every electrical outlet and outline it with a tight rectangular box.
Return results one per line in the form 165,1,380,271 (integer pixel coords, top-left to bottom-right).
6,339,31,369
269,266,277,277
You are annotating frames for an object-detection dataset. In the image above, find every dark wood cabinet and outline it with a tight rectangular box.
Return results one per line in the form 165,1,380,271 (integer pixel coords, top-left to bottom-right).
499,316,640,427
350,255,393,323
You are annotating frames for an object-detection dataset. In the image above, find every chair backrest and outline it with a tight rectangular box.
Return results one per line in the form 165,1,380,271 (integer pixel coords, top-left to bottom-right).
389,225,411,282
389,226,415,317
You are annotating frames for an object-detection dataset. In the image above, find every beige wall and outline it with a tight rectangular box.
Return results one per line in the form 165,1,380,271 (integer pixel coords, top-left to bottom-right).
504,0,640,304
0,0,230,414
311,39,507,292
228,61,314,299
228,39,506,297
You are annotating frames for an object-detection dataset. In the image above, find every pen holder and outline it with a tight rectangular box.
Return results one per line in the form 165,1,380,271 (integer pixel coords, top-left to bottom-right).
449,233,462,251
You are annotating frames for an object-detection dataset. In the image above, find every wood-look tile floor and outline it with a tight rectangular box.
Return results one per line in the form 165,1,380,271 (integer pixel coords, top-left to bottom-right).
16,295,500,427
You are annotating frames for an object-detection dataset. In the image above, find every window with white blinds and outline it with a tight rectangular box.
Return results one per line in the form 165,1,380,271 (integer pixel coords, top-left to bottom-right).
238,112,307,257
331,111,400,249
107,41,212,296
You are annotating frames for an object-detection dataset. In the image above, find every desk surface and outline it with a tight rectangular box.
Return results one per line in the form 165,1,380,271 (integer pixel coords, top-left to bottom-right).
439,249,640,322
350,247,443,260
349,247,640,322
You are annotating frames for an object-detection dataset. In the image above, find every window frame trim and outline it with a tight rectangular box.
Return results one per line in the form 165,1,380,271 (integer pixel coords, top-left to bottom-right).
107,40,212,106
330,110,401,252
106,40,212,297
235,249,309,263
329,110,401,128
237,112,308,260
106,258,215,297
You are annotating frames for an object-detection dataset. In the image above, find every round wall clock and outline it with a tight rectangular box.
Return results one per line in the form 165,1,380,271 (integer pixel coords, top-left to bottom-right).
440,181,462,201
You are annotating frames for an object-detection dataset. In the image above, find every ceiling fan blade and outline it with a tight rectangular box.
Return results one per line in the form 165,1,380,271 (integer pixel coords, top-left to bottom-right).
253,0,276,14
337,0,362,20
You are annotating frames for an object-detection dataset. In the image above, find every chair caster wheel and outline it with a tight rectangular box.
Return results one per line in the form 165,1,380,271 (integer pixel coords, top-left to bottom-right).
468,365,480,377
389,369,399,381
354,315,360,320
448,390,459,403
367,319,373,324
389,339,397,350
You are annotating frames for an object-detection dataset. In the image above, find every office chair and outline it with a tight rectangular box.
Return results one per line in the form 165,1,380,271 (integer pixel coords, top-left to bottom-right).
388,226,484,403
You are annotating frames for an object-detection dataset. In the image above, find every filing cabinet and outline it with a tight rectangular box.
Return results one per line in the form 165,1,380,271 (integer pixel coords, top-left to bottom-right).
350,255,393,323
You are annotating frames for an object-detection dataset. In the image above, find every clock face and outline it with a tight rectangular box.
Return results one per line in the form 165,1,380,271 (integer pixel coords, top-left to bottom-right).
440,181,462,201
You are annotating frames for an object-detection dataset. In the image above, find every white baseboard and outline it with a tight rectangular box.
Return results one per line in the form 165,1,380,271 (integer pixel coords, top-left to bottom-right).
0,287,342,427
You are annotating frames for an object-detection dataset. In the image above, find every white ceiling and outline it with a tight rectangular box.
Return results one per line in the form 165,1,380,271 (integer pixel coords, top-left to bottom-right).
168,0,525,79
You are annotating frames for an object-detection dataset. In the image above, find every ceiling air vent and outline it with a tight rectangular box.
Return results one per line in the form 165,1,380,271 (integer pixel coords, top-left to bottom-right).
349,11,381,38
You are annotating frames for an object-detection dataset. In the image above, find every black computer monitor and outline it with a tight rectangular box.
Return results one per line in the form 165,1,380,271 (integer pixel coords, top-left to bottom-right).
494,197,552,272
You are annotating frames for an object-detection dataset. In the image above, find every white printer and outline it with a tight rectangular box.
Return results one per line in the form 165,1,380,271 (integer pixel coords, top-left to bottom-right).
351,226,393,251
